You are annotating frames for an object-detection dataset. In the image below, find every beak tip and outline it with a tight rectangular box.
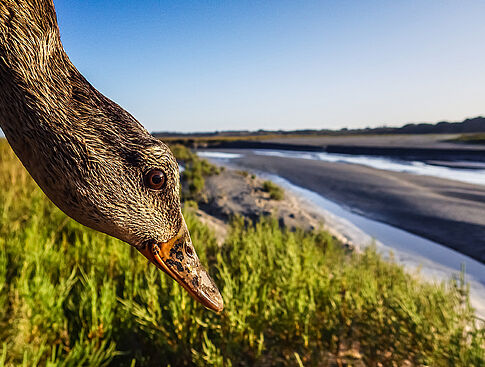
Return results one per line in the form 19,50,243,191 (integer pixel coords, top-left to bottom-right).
137,223,225,313
213,299,224,313
215,306,224,313
200,287,224,313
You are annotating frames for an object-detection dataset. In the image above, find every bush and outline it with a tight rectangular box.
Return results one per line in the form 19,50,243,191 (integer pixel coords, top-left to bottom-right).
262,180,284,200
169,144,220,200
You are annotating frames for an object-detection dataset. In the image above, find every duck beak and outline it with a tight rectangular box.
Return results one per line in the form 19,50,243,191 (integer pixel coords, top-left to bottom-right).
138,221,224,312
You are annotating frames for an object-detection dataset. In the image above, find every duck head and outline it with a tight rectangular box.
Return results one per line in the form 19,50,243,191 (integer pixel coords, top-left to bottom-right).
103,139,224,313
0,0,223,311
63,133,224,313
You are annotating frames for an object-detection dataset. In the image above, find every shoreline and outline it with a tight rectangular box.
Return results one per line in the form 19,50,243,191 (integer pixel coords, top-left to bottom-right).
264,172,485,319
201,140,485,162
196,166,382,251
196,164,485,317
181,134,485,163
199,149,485,264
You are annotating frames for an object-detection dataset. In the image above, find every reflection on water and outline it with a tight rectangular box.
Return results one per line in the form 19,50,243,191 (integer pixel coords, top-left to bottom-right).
250,150,485,186
197,152,243,159
198,150,485,317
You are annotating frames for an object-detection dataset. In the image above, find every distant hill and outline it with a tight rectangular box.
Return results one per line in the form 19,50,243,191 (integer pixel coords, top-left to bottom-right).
152,116,485,138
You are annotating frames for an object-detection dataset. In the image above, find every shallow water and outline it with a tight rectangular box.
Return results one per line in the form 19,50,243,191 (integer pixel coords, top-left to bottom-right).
251,150,485,186
198,150,485,317
198,152,243,160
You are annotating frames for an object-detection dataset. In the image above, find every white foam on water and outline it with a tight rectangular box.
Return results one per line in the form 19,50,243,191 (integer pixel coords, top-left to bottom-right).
198,151,242,159
253,150,485,186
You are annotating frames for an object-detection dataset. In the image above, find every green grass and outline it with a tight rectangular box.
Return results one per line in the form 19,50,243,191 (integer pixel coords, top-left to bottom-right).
447,133,485,144
0,139,484,366
170,144,221,201
262,180,284,201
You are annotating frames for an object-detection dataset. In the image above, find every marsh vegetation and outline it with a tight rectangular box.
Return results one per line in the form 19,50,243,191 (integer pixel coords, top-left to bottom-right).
450,133,485,145
262,180,285,201
0,139,483,366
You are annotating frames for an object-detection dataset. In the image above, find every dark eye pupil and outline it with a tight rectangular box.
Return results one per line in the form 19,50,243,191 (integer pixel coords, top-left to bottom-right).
151,175,162,184
145,169,165,189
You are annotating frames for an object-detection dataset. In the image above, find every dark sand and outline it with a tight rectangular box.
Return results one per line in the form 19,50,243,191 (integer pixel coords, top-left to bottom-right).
217,151,485,263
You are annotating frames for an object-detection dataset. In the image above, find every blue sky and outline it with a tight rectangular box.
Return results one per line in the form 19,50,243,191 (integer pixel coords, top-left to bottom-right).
52,0,485,132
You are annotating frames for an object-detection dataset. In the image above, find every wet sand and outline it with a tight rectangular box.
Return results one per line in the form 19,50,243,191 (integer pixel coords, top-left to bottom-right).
218,150,485,263
263,134,485,150
204,134,485,162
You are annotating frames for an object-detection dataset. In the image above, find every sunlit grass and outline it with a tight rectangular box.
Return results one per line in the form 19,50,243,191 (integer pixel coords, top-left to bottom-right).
449,133,485,144
170,144,222,200
0,138,483,366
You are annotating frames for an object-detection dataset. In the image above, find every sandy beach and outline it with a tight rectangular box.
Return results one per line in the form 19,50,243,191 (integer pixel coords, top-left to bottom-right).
206,150,485,264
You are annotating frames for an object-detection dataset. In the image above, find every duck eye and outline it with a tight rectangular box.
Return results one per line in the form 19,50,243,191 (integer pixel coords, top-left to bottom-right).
144,169,166,190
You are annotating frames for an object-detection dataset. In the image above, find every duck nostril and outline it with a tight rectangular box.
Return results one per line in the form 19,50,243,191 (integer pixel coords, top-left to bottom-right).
185,244,195,258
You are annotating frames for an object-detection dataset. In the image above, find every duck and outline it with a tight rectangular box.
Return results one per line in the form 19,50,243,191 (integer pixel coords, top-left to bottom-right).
0,0,223,312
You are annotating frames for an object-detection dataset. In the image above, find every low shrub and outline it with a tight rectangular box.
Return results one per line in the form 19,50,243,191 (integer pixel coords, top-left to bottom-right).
169,144,220,200
448,133,485,144
262,180,284,200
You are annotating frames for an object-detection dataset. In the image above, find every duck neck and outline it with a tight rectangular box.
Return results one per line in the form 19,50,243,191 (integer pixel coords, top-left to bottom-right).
0,0,73,134
0,0,150,161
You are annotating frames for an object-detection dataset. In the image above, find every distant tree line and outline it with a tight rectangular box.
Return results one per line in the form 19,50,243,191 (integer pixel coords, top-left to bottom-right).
152,116,485,137
360,116,485,135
